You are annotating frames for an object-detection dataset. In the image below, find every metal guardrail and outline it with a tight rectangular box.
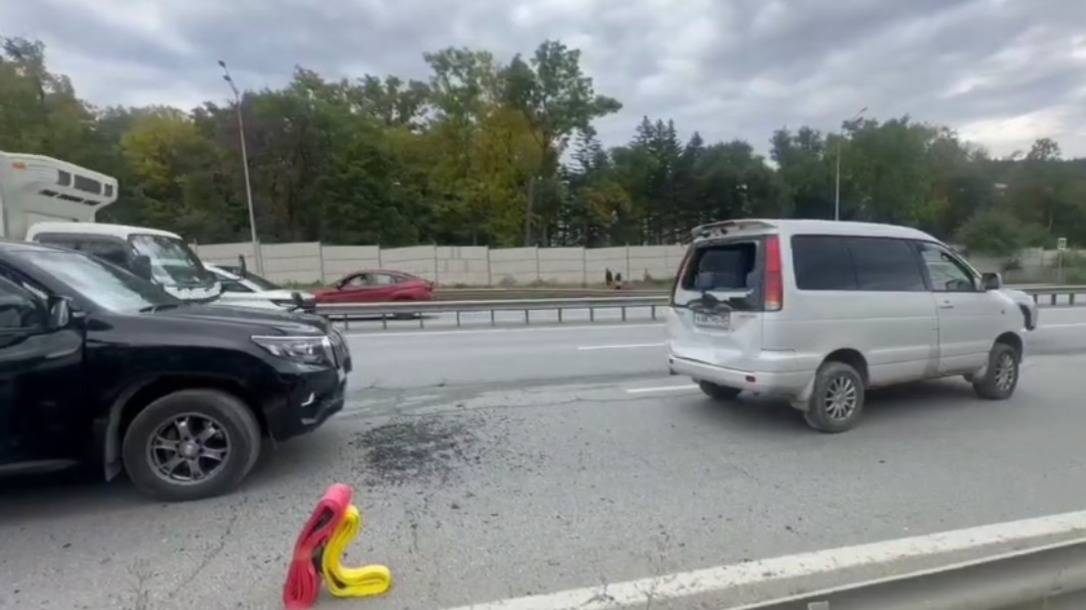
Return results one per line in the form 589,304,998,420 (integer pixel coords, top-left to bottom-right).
1027,285,1086,306
316,286,1086,330
317,296,668,329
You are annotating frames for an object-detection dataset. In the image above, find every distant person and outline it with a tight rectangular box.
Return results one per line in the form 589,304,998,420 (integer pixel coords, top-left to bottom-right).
605,268,613,287
614,272,623,290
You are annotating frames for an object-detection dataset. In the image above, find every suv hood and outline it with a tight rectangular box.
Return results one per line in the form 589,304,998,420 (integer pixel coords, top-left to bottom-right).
149,303,328,336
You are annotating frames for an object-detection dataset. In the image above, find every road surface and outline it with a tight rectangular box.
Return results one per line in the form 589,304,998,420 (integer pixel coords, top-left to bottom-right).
2,307,1086,609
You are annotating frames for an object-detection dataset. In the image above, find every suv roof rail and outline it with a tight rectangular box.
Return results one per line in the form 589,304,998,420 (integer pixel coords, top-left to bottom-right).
690,219,777,239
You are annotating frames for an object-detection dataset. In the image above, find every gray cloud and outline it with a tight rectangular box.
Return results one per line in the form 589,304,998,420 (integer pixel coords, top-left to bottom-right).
3,0,1085,156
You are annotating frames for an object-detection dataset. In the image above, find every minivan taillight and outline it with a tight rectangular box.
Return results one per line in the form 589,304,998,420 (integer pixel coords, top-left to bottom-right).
764,235,782,311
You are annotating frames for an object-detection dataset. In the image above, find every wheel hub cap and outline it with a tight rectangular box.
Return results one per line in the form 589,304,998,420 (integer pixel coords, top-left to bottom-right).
147,414,231,485
823,376,858,420
995,353,1016,391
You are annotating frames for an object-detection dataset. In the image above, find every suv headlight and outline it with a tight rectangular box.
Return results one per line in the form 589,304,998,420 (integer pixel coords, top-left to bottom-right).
252,335,333,366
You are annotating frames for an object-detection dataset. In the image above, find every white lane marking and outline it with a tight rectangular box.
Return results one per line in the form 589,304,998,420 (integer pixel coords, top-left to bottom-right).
626,384,698,394
577,342,666,351
443,508,1086,610
340,323,664,338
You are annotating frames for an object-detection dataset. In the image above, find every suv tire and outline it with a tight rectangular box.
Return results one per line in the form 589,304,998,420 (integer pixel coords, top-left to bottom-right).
804,361,865,433
973,342,1019,400
122,389,261,501
698,381,742,400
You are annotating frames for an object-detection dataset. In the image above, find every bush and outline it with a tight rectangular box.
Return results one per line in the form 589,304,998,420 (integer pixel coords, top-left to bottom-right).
954,209,1044,257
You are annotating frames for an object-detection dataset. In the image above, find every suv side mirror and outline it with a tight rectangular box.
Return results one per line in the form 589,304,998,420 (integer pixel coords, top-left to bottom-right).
981,272,1002,291
131,255,152,280
47,296,72,330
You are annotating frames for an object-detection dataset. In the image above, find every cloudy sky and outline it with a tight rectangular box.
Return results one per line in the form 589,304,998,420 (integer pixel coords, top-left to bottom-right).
4,0,1086,157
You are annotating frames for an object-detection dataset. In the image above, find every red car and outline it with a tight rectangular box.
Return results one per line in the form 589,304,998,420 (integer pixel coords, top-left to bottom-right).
315,270,434,304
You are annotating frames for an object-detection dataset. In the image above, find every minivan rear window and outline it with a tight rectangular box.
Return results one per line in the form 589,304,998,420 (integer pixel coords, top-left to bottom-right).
681,241,757,292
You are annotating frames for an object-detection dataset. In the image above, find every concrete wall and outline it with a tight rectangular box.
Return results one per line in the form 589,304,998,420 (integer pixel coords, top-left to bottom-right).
261,242,321,284
585,247,628,283
435,246,490,286
490,247,539,285
194,240,1083,286
538,247,584,284
195,241,256,267
629,244,686,282
321,246,379,282
380,245,437,280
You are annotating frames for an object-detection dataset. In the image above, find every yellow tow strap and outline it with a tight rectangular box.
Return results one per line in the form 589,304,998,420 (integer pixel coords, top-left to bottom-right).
321,505,393,598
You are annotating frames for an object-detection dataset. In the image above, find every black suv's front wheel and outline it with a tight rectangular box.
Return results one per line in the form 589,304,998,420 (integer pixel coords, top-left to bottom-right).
122,389,261,501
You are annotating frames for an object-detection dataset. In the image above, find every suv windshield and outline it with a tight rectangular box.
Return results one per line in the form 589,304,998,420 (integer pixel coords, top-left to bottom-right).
21,249,177,313
129,234,212,287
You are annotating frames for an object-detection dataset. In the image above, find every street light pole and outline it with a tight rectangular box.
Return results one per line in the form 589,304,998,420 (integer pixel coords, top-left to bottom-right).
218,60,263,274
834,106,867,221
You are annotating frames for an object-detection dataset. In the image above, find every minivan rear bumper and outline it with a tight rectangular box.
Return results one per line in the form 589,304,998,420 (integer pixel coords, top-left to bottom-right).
668,355,811,396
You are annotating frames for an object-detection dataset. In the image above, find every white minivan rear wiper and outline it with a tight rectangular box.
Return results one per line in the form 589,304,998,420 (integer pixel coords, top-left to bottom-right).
683,290,751,310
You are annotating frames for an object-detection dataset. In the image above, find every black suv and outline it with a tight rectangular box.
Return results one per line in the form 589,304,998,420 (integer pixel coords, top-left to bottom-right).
0,241,349,500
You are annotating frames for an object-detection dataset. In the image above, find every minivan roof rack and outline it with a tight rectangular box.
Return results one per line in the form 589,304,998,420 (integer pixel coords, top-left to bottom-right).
690,219,777,239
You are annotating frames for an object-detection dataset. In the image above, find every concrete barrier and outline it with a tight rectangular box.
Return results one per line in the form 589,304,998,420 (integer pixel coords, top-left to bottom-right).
321,245,380,282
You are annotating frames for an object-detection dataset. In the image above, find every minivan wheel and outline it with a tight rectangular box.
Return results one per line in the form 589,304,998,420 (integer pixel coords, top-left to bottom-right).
122,389,261,501
804,362,865,433
973,343,1019,400
698,381,742,401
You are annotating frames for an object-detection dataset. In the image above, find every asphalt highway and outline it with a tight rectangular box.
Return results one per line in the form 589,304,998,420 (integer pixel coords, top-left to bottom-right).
2,307,1086,609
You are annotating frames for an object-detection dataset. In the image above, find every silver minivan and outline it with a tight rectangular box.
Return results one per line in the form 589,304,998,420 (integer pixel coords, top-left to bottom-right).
667,219,1038,432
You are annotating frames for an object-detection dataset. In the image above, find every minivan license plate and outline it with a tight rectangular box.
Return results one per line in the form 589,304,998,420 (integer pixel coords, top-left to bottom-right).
693,311,730,329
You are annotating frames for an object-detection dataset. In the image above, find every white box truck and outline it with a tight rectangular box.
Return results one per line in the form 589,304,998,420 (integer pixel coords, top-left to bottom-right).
1,151,220,301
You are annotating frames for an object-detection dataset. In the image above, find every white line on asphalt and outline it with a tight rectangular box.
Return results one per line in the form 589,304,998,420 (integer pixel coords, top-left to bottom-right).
340,323,664,338
443,509,1086,610
626,384,698,394
577,342,666,351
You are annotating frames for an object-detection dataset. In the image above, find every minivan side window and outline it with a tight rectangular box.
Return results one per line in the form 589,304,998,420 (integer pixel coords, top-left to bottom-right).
847,237,926,291
792,236,856,290
792,235,925,291
917,242,976,292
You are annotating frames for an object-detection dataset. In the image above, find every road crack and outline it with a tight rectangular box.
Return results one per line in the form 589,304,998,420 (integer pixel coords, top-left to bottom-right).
164,498,244,599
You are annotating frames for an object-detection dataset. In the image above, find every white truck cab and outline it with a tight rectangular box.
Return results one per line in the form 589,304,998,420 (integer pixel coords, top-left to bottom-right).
668,219,1038,432
26,222,221,302
1,152,220,302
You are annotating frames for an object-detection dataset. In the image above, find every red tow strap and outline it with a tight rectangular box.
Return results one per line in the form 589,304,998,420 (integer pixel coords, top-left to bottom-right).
282,484,353,610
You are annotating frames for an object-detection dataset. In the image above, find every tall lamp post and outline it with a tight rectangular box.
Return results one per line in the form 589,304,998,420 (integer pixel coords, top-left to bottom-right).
834,106,867,221
218,60,263,274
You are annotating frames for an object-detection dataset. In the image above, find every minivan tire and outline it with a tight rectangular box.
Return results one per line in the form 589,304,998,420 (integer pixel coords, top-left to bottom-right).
122,389,261,501
698,381,742,400
972,343,1019,400
804,361,865,433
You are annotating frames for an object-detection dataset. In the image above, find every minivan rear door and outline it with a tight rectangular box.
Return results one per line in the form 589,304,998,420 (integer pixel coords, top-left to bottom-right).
669,236,766,371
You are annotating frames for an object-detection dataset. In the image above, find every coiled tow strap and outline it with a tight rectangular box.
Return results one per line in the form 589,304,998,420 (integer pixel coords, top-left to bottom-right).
283,484,393,609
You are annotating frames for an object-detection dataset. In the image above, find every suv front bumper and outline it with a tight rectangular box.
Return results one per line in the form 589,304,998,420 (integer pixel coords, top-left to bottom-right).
263,355,349,441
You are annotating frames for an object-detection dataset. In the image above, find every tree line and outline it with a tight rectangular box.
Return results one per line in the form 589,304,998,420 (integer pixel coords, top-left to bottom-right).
2,36,1085,256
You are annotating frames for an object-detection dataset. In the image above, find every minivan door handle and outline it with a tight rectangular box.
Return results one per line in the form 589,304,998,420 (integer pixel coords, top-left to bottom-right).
938,301,955,309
